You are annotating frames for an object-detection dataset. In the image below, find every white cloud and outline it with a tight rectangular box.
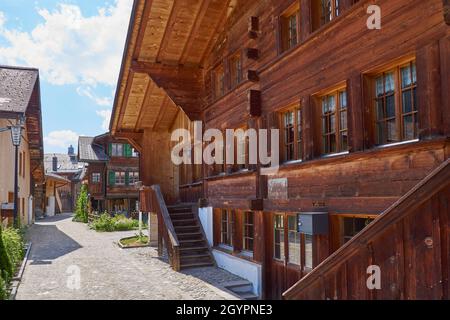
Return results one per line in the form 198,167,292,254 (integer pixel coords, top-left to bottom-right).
0,0,133,86
44,130,80,149
96,109,112,131
76,86,112,106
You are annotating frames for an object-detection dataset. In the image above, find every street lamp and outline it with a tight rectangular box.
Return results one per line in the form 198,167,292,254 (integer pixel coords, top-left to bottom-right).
0,116,25,227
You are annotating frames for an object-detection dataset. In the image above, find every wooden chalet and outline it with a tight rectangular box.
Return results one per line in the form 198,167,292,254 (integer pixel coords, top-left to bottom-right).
0,65,45,225
78,133,140,215
111,0,450,299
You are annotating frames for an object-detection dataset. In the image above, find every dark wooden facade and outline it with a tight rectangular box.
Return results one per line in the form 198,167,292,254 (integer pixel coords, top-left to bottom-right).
79,134,140,215
111,0,450,299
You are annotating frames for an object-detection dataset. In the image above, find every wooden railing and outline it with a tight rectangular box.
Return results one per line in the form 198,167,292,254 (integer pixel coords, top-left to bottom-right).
284,159,450,300
140,185,181,271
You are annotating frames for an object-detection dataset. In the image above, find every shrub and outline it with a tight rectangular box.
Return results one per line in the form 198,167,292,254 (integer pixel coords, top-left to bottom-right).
0,227,13,281
90,213,140,232
74,184,89,223
0,274,6,300
2,228,25,270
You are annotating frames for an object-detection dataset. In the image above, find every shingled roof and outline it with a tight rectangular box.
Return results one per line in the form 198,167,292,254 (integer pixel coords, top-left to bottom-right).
0,66,39,115
78,136,109,162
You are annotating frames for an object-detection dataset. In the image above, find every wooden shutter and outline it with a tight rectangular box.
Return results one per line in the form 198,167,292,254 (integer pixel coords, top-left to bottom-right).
126,144,133,157
108,143,113,156
125,171,130,186
109,171,115,186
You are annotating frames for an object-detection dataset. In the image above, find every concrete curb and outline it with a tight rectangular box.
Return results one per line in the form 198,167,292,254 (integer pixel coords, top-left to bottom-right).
9,242,32,300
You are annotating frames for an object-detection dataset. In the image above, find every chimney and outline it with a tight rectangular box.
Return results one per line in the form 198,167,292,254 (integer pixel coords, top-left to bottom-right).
52,155,58,172
68,145,75,156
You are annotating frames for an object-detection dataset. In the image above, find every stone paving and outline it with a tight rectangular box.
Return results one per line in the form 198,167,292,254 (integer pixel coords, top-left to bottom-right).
16,213,243,300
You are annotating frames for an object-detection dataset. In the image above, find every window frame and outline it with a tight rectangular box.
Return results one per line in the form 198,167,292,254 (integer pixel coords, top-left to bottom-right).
128,171,140,185
229,51,243,89
92,172,101,184
220,209,235,248
114,171,126,186
214,64,225,100
279,105,302,163
320,87,348,155
111,143,124,157
372,60,418,145
279,3,300,53
243,211,255,253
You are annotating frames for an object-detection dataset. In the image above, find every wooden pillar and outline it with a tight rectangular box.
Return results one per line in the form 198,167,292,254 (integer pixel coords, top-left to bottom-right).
347,73,365,152
416,41,443,138
300,0,312,42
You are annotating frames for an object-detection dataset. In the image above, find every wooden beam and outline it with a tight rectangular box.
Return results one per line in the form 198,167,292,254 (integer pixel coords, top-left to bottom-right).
135,80,155,131
155,0,178,63
179,0,212,65
133,0,153,60
153,95,169,131
117,70,136,130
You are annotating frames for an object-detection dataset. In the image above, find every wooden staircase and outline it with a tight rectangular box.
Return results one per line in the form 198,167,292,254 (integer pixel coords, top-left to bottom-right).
284,159,450,300
168,205,215,269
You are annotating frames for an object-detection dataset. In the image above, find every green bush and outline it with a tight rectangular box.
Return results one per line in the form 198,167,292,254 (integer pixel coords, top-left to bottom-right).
0,227,13,281
90,213,140,232
74,184,89,223
0,274,6,300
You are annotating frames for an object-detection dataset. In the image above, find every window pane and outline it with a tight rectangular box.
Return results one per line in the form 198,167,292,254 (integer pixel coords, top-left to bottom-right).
329,134,336,153
328,95,336,112
402,90,413,113
387,119,398,142
376,99,384,120
385,72,395,93
305,235,313,269
386,95,396,118
412,62,417,84
340,110,347,130
340,131,348,151
403,115,414,140
288,231,301,265
339,91,347,109
376,77,384,96
330,114,336,132
401,65,412,88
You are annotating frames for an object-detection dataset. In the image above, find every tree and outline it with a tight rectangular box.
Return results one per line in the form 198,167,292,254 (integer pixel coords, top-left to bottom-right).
74,184,89,223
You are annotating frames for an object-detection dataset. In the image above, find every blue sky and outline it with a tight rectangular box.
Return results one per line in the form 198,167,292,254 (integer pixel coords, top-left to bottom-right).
0,0,133,154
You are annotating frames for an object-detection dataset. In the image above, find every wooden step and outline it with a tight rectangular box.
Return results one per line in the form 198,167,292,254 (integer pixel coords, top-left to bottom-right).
172,219,198,226
180,253,211,259
179,246,209,252
180,261,215,269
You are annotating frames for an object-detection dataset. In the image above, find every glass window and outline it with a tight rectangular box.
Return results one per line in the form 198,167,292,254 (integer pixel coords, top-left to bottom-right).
129,172,139,185
374,61,418,145
243,212,255,252
274,214,285,261
280,4,299,52
288,215,301,265
221,209,235,247
305,234,314,269
115,172,126,185
281,107,302,162
92,173,101,183
343,217,375,244
111,143,124,157
321,89,348,154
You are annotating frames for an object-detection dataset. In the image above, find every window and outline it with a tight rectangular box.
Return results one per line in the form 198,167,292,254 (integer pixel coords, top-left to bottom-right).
214,65,225,99
234,126,250,172
288,215,301,265
115,171,126,185
132,148,139,158
92,173,101,183
221,209,235,247
280,4,300,52
111,143,124,157
274,214,285,261
321,89,348,154
230,53,242,88
281,107,302,162
304,234,314,269
343,217,375,244
321,0,341,25
129,172,139,185
243,212,255,252
374,61,418,145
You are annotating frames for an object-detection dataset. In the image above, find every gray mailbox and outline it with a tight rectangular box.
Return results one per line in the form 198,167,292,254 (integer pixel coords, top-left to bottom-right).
298,212,329,235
